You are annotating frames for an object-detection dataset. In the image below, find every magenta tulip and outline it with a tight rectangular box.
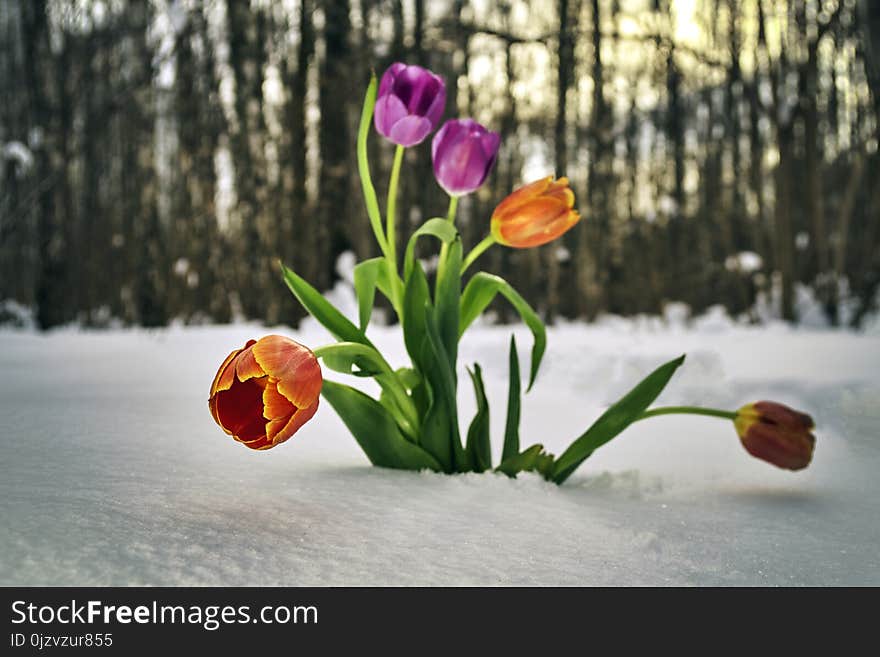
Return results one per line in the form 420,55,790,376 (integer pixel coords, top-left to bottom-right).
431,119,500,197
374,62,446,147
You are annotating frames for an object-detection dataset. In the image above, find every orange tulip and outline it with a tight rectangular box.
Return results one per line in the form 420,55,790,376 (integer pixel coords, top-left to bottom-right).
734,401,815,470
490,176,580,248
209,335,322,450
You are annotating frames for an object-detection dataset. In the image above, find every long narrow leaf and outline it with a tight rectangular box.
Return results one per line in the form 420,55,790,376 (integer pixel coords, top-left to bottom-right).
434,236,462,372
317,342,418,440
417,379,453,471
425,305,466,471
319,341,389,378
402,260,432,368
459,272,546,391
403,218,458,281
321,380,441,471
353,257,392,330
551,355,686,484
465,364,491,472
502,335,521,462
281,263,372,347
496,444,554,478
356,73,388,254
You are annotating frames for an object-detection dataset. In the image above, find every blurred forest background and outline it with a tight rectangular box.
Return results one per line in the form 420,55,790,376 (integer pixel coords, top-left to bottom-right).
1,0,879,330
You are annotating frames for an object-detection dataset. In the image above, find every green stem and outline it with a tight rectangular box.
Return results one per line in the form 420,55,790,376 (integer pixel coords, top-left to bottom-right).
385,144,406,317
438,196,459,278
446,195,459,223
461,234,496,274
635,406,738,423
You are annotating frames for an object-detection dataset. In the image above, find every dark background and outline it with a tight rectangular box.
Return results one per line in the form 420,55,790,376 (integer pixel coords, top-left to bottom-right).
2,0,878,330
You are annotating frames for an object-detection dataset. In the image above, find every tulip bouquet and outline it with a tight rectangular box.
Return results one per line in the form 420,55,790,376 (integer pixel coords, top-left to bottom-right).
209,63,816,482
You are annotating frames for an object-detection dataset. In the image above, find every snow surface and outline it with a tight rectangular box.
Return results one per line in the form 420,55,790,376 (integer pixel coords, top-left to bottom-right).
1,316,879,586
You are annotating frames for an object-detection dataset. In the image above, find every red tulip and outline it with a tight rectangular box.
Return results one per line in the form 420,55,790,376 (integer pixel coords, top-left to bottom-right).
209,335,322,450
734,401,815,470
490,176,580,248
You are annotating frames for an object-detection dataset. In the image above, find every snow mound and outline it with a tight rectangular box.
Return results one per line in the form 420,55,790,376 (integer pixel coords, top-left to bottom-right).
1,321,878,585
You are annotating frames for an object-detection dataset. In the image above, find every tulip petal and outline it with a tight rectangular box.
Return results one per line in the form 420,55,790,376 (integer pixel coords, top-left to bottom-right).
237,434,273,450
496,197,572,247
493,177,553,219
268,400,321,447
215,377,267,438
741,423,815,470
235,344,265,382
435,133,484,194
432,119,499,196
378,62,406,98
251,335,323,409
374,94,409,138
431,120,450,162
214,340,256,393
388,115,432,147
236,414,269,443
208,395,225,432
424,85,446,128
393,68,421,107
545,183,575,208
479,131,501,163
753,401,815,430
210,345,244,395
265,415,292,442
263,378,295,421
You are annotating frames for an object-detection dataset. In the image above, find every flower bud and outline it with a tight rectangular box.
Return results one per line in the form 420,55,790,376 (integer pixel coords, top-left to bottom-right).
490,176,580,248
374,62,446,147
209,335,322,450
734,401,815,470
431,118,500,197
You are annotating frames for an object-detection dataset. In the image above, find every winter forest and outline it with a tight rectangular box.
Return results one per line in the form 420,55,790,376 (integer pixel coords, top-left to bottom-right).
1,0,878,330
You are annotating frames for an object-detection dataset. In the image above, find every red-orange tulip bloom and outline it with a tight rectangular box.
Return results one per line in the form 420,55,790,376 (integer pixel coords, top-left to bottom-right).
209,335,322,450
734,401,815,471
490,176,580,248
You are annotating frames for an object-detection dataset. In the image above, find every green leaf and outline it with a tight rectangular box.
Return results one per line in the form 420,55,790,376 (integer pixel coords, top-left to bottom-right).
281,263,372,347
357,73,388,254
550,355,686,484
459,272,546,391
402,259,432,368
353,257,393,330
316,342,419,440
425,304,466,471
318,342,388,378
502,335,521,462
496,444,555,478
434,236,462,372
418,379,453,472
403,217,458,281
322,380,441,471
393,367,422,391
465,364,491,472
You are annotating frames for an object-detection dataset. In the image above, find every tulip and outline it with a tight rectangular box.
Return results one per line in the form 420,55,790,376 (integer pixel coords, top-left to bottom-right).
209,335,322,450
490,176,580,248
374,62,446,147
734,401,816,470
431,118,500,197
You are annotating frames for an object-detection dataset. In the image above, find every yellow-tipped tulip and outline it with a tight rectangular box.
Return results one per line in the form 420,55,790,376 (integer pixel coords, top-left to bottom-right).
734,401,816,470
490,176,580,248
209,335,322,450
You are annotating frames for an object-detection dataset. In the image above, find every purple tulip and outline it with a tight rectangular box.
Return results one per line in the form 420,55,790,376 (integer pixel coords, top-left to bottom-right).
431,119,500,197
374,62,446,147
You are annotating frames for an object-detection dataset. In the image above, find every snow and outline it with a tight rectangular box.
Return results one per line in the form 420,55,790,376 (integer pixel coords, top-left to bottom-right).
2,141,35,174
1,317,878,586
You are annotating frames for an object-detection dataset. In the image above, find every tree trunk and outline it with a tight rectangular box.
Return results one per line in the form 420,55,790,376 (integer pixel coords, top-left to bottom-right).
318,0,353,289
